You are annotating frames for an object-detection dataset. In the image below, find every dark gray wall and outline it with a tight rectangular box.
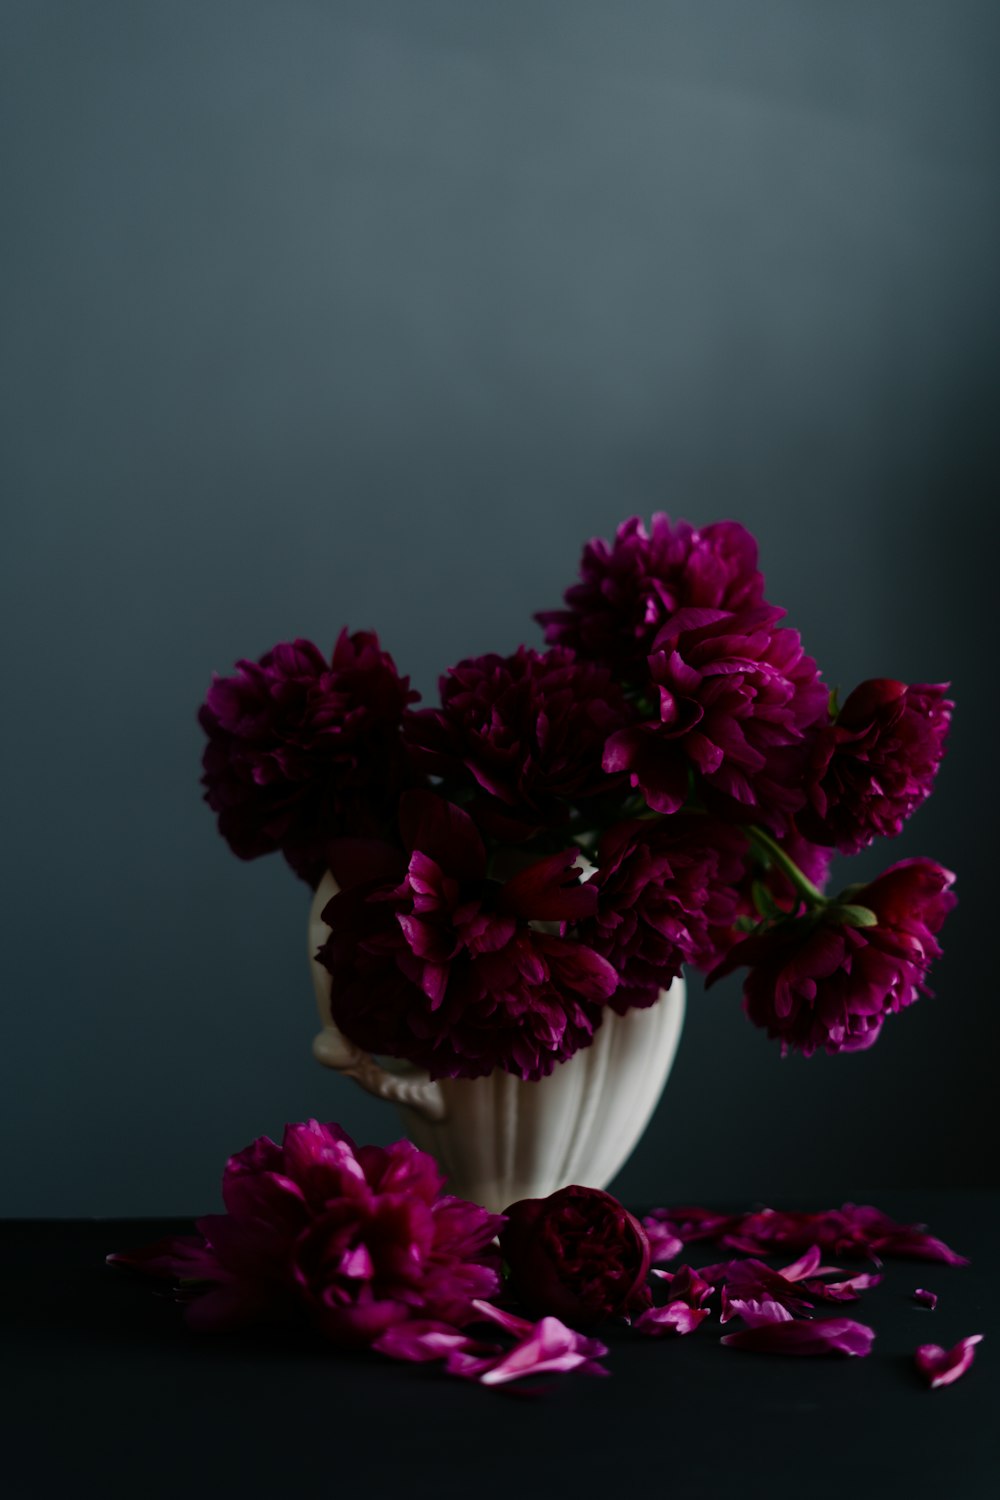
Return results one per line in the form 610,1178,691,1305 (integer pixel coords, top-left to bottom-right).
3,1,998,1215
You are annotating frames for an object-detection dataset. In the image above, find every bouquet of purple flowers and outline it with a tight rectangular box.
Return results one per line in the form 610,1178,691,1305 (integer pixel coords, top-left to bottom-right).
199,515,955,1081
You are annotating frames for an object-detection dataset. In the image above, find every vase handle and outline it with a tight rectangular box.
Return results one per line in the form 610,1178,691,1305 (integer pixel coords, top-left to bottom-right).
308,872,447,1124
311,1023,447,1120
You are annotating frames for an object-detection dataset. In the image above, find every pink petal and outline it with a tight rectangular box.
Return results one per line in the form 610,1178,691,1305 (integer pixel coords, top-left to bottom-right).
722,1295,795,1328
913,1288,938,1310
721,1317,876,1356
461,1301,609,1385
801,1271,882,1303
635,1302,710,1337
643,1221,685,1265
374,1320,486,1364
477,1317,609,1385
915,1335,982,1388
469,1299,535,1339
338,1243,374,1279
105,1235,208,1281
778,1246,834,1281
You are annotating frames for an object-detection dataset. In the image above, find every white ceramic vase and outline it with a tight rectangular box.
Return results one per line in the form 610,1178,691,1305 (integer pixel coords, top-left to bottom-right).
308,873,685,1215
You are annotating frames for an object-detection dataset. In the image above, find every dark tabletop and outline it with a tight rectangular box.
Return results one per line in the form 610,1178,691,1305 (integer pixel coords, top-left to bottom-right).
3,1191,997,1500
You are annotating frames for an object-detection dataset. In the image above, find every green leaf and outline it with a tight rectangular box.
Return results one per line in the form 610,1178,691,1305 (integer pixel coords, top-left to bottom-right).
751,879,781,920
830,903,878,928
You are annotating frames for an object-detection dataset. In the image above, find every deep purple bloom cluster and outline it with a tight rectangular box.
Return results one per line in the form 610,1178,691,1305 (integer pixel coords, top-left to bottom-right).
536,515,765,676
405,646,632,841
316,792,618,1080
603,605,827,832
199,515,955,1073
711,858,957,1056
199,631,419,887
801,678,953,853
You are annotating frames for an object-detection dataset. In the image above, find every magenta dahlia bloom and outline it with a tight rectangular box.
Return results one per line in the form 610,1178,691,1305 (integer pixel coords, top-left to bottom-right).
603,605,827,832
536,514,765,677
405,647,632,841
110,1121,504,1346
316,792,619,1080
801,679,953,853
577,816,748,1011
710,858,956,1056
199,631,420,887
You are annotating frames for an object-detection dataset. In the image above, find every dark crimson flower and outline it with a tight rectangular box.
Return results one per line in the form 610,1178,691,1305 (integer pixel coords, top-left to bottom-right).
536,515,765,677
801,679,953,853
576,816,747,1012
405,647,632,841
500,1186,652,1327
316,792,618,1080
603,606,827,833
199,631,420,887
108,1121,503,1346
914,1334,983,1388
709,858,956,1056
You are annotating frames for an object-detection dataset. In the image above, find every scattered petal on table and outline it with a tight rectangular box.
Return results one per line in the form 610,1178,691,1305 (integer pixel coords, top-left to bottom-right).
722,1317,876,1356
915,1335,983,1389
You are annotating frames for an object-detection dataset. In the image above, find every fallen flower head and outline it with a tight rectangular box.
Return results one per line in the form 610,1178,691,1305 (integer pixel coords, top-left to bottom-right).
500,1185,651,1326
109,1121,503,1347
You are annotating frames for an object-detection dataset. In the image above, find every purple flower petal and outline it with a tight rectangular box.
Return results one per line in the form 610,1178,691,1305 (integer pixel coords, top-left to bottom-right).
722,1295,796,1328
915,1335,982,1388
398,790,486,882
721,1317,876,1356
776,1246,829,1281
105,1235,209,1281
475,1316,610,1385
913,1288,938,1310
643,1202,969,1266
374,1320,490,1364
635,1302,711,1336
800,1271,882,1303
643,1220,685,1265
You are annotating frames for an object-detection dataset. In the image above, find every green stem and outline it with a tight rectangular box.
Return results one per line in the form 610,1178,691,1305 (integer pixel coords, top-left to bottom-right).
745,825,828,908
